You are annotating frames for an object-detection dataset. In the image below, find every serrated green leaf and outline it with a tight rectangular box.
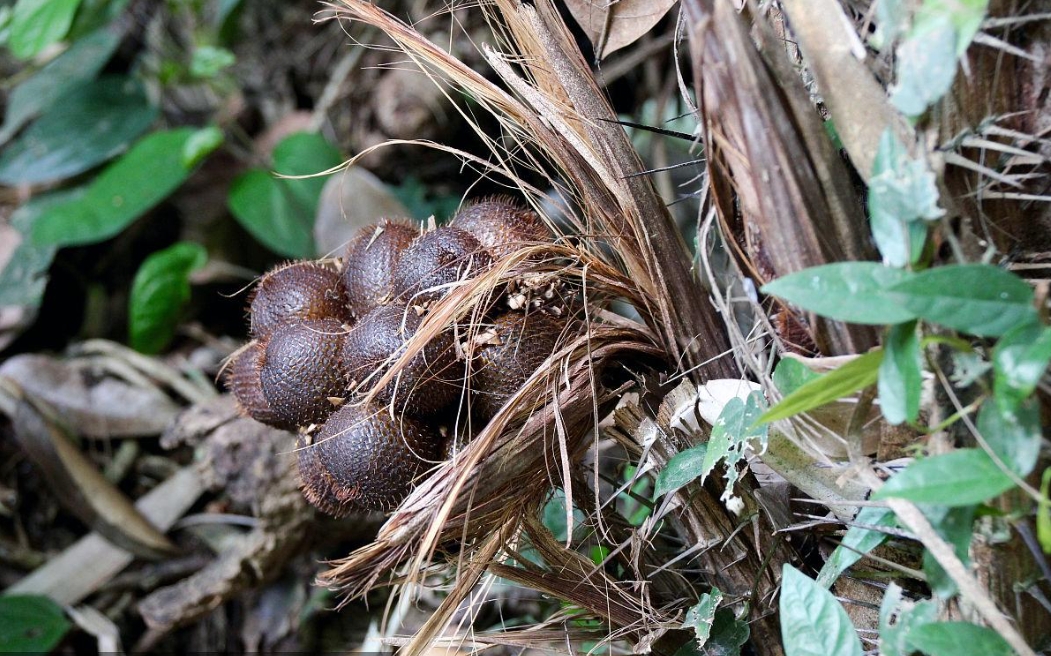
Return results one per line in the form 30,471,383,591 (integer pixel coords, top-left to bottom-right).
772,358,821,396
758,350,883,424
128,242,207,353
0,76,157,185
654,444,707,500
869,130,943,266
908,621,1012,656
993,321,1051,411
684,588,722,645
816,506,896,588
761,263,917,325
977,397,1040,478
873,450,1015,506
890,16,958,117
885,264,1036,337
780,565,862,656
879,321,922,425
0,594,71,652
33,128,204,247
0,27,121,145
919,504,975,597
879,584,938,656
8,0,82,59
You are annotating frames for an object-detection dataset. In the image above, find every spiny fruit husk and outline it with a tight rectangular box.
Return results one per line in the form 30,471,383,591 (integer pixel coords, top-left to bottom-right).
341,219,418,318
225,340,284,427
342,304,464,416
250,261,350,337
392,226,492,304
259,318,349,429
304,402,443,512
449,196,550,259
469,310,568,420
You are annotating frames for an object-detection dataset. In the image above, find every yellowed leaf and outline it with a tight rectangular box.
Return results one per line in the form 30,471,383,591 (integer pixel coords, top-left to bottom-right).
564,0,678,59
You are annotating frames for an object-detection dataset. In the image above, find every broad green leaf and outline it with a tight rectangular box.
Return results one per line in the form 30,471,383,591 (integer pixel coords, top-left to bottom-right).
654,444,707,500
227,132,341,258
33,127,211,247
908,622,1012,656
181,125,224,168
0,594,71,652
0,189,82,308
919,504,975,597
873,450,1015,506
878,321,922,425
869,130,943,266
993,321,1051,411
879,584,938,656
772,358,821,396
890,16,958,117
780,565,862,656
761,263,916,325
914,0,990,55
977,397,1040,478
0,27,121,145
9,0,82,59
684,588,722,645
885,264,1036,337
0,76,157,185
541,488,585,544
128,242,207,354
816,506,896,588
758,350,883,424
700,392,766,497
706,609,749,656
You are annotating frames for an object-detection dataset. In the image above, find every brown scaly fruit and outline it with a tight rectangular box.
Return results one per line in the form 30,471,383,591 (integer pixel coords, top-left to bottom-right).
341,219,418,318
295,433,351,517
449,196,550,259
259,318,349,429
301,402,443,512
342,304,464,416
250,261,349,337
468,310,568,420
225,340,284,428
392,226,492,304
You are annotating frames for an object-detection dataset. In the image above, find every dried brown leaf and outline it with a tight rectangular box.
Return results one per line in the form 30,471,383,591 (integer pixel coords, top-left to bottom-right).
563,0,678,59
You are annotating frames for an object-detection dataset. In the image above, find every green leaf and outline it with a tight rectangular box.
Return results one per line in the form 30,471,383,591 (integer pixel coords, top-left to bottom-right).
977,397,1040,478
0,26,121,145
706,609,749,656
772,358,821,396
890,15,958,117
128,242,207,354
684,588,722,645
227,132,342,258
700,392,766,497
761,263,917,325
33,127,208,247
919,504,975,597
181,125,224,168
816,506,896,588
878,321,922,425
0,594,71,652
758,350,883,424
780,565,862,656
885,264,1036,337
869,130,943,266
871,0,908,49
915,0,990,55
1039,469,1051,554
0,189,82,308
879,584,938,656
0,76,157,185
653,444,707,500
873,450,1015,506
992,321,1051,411
190,45,235,78
908,622,1012,656
8,0,82,59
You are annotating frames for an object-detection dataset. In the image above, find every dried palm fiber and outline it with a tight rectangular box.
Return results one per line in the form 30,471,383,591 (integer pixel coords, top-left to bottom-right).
315,2,798,654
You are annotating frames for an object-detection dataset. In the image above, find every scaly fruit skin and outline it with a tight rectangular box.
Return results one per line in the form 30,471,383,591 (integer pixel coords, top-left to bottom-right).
303,402,443,512
226,340,284,427
259,318,349,430
250,261,349,337
342,304,464,416
342,219,418,318
393,226,492,304
296,432,350,517
469,311,567,420
449,197,550,259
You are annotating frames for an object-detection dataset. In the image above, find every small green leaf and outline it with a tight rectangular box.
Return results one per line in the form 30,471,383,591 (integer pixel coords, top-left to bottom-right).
878,321,922,425
869,130,943,266
0,76,157,185
684,588,722,645
0,594,71,652
189,45,235,78
908,621,1012,656
890,15,958,117
128,242,207,354
0,189,81,308
915,0,990,55
885,264,1036,337
1039,469,1051,554
758,350,883,424
873,450,1015,506
871,0,908,49
33,128,203,247
761,263,917,325
919,504,975,597
0,27,121,145
653,444,707,500
992,321,1051,411
700,392,766,497
879,584,938,656
816,506,896,588
706,609,749,656
8,0,82,59
780,565,862,656
977,397,1040,478
181,125,224,169
772,358,821,396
